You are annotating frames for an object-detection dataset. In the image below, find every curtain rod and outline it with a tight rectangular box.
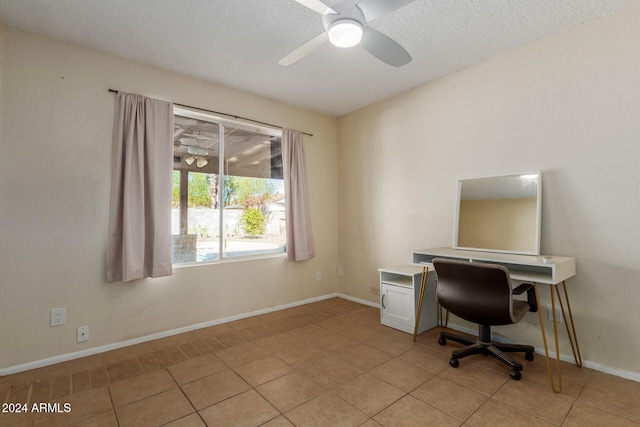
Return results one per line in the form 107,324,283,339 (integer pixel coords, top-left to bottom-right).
108,89,313,137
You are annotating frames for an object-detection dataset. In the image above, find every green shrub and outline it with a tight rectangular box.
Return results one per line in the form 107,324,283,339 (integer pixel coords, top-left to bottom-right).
241,208,266,237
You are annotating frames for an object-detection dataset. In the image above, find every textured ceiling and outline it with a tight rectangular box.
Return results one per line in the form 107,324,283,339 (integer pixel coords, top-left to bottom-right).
1,0,638,116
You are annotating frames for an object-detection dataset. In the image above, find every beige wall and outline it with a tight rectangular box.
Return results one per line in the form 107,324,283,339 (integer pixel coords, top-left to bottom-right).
0,26,338,371
337,5,640,377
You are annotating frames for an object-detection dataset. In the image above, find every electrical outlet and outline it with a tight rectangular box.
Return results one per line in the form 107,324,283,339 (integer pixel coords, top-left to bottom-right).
547,305,564,323
315,271,321,281
50,307,66,327
337,265,344,276
77,326,89,342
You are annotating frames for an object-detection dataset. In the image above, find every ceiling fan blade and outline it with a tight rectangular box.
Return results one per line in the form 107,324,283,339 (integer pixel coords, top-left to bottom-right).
361,27,412,67
292,0,336,15
356,0,416,22
279,32,329,66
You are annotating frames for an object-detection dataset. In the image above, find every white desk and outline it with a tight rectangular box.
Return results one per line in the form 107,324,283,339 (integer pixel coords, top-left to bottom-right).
412,247,582,393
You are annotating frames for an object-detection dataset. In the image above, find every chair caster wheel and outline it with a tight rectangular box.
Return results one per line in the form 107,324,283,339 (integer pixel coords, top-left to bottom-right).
510,370,522,380
438,337,447,346
525,352,534,361
449,358,459,368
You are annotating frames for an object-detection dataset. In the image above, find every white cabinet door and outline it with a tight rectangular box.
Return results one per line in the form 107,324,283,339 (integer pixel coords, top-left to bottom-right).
381,282,415,333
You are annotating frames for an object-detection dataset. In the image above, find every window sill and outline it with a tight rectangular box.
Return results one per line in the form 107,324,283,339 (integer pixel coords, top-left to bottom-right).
172,252,287,269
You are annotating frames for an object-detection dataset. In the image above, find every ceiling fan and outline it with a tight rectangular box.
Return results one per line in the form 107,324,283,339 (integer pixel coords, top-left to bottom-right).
176,137,210,168
280,0,417,67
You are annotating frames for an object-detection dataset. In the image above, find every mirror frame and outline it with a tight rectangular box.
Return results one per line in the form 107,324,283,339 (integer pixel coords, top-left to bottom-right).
452,171,542,256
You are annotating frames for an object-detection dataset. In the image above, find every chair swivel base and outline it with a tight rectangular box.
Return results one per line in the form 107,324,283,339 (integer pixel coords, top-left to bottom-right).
438,331,534,380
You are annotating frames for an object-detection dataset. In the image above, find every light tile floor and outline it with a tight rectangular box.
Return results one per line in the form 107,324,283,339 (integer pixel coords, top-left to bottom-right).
2,297,640,426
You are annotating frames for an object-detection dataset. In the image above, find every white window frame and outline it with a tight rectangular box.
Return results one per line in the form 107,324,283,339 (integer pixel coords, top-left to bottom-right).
172,107,285,266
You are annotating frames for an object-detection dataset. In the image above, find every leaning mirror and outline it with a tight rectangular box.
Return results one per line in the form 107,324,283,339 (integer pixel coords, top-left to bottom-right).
453,172,542,255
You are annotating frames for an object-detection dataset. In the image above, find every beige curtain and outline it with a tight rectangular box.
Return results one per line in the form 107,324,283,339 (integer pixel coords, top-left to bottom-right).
282,129,315,261
106,92,174,282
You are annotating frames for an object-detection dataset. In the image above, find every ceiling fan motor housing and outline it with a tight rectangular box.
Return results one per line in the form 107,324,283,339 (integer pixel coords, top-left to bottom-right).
322,2,366,30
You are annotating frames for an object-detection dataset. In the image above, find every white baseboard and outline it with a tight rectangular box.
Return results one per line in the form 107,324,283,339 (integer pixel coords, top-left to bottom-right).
336,293,380,308
3,296,638,384
1,293,352,376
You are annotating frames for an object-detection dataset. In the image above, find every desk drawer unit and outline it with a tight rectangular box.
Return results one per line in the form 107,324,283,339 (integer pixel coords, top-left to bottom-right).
379,265,438,334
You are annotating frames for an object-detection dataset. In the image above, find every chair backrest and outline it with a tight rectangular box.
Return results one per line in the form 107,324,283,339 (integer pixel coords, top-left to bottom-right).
432,258,515,326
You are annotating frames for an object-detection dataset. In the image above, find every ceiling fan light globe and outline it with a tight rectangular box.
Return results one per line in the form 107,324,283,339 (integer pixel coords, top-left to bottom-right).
328,19,363,48
185,156,196,166
196,157,209,168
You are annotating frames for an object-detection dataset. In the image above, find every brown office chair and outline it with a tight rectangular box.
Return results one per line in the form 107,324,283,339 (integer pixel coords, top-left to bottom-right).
432,258,538,380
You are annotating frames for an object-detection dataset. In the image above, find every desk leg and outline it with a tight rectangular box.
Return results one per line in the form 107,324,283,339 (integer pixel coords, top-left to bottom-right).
533,283,563,393
533,282,583,393
413,266,428,342
556,281,583,367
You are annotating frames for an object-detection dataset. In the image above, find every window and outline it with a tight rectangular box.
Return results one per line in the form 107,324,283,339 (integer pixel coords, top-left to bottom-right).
171,109,286,264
